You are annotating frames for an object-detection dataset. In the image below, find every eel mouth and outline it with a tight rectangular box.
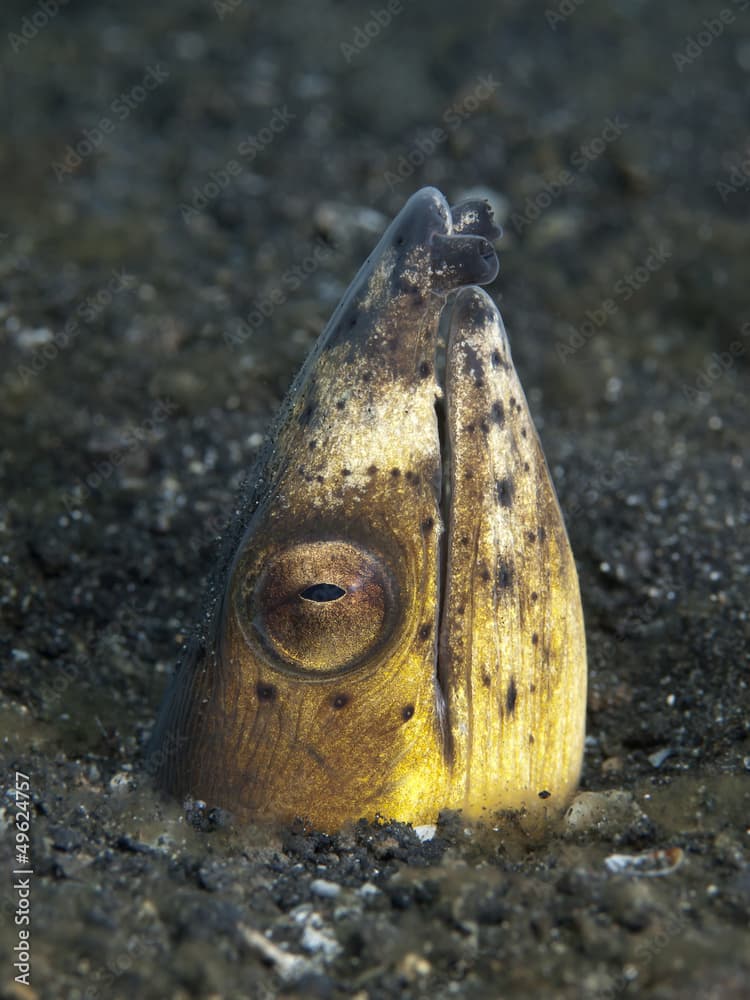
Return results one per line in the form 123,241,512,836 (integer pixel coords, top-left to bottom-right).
428,198,501,732
432,192,501,539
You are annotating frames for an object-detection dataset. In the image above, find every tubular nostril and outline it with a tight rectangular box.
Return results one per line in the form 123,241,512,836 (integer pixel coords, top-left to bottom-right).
449,197,502,240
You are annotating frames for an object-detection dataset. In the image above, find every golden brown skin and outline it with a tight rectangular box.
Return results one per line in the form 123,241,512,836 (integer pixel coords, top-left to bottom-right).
149,187,587,830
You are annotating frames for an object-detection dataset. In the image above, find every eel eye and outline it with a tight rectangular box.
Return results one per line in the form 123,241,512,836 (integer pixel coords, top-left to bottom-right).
245,541,397,675
299,583,347,602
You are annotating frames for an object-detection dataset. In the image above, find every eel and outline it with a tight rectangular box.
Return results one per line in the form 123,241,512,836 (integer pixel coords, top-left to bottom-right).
149,186,587,831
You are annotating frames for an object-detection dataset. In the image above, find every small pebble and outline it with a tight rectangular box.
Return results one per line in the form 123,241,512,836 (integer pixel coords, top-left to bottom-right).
310,878,342,899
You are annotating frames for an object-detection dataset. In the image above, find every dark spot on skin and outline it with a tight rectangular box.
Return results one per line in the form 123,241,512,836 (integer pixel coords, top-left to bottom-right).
362,371,373,383
538,790,551,800
257,683,276,702
527,531,536,543
341,468,351,476
529,733,535,744
491,402,505,426
460,534,470,546
299,403,315,426
309,439,318,450
539,526,547,542
466,422,476,434
491,350,502,368
509,396,516,408
530,683,536,692
524,462,530,472
532,632,539,645
479,566,491,583
402,704,415,721
456,605,465,615
316,475,325,483
404,471,421,487
421,517,434,533
336,399,346,411
465,470,474,480
495,478,514,507
482,673,491,687
506,676,518,717
367,465,377,475
396,235,405,247
480,419,489,435
418,623,432,641
391,468,401,478
521,428,527,438
305,745,327,768
332,694,350,710
496,561,513,591
531,591,538,602
418,361,431,379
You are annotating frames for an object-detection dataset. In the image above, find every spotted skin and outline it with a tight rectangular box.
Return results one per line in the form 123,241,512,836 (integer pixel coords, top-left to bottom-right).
438,287,586,816
149,188,586,830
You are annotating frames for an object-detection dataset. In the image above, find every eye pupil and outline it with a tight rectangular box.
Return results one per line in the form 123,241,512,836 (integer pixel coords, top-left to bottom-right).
299,583,347,603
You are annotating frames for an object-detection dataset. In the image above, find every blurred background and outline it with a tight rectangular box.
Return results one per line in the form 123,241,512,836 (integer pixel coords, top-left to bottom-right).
1,1,749,997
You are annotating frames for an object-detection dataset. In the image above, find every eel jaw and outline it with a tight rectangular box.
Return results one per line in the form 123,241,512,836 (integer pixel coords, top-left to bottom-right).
437,286,587,816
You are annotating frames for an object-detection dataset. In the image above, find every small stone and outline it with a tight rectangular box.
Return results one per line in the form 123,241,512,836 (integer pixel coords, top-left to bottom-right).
414,824,437,842
108,771,134,793
295,910,342,961
648,747,673,768
357,881,381,901
310,878,341,899
396,951,432,981
601,879,657,931
564,790,649,839
49,826,81,852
